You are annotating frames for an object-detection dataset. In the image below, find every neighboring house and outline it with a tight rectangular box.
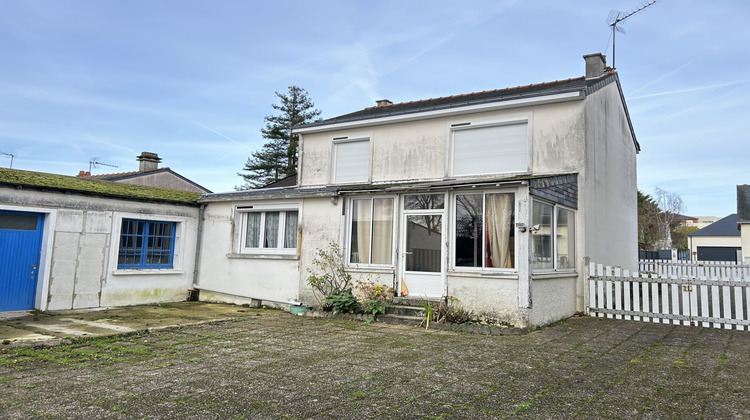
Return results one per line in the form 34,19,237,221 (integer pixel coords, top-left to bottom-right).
195,53,639,328
738,185,750,263
0,168,200,311
685,216,719,229
673,213,698,226
688,214,742,262
78,152,212,194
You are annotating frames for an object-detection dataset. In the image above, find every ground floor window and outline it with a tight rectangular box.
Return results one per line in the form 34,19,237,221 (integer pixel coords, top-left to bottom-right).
531,200,575,270
454,192,515,269
243,210,298,252
349,197,394,265
118,219,176,269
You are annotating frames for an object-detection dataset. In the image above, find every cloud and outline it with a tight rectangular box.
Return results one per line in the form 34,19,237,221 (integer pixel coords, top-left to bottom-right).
628,81,739,101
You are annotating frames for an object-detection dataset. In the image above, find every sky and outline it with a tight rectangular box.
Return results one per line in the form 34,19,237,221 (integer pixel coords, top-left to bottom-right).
1,0,748,217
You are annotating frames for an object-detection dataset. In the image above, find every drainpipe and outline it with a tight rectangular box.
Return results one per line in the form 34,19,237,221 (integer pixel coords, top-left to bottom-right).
192,203,206,288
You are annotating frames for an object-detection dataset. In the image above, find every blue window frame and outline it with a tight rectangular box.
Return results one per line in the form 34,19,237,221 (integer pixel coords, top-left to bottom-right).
118,219,176,269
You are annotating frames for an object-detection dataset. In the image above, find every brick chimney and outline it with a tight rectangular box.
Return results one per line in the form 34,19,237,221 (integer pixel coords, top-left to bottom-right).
583,53,607,79
137,152,161,172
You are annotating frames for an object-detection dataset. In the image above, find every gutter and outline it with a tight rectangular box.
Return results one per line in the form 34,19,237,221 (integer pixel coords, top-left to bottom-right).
192,203,206,286
192,286,303,307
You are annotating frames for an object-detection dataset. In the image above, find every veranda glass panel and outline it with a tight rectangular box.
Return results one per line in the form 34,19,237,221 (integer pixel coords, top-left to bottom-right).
532,201,553,269
406,215,442,272
404,194,444,210
371,198,393,264
556,207,575,269
485,193,515,268
350,199,372,263
454,194,483,267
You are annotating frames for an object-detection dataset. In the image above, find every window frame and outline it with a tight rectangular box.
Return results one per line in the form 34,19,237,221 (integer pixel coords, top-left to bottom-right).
238,203,300,255
117,219,177,270
450,190,517,272
346,195,396,267
331,136,371,184
531,198,576,272
448,118,530,178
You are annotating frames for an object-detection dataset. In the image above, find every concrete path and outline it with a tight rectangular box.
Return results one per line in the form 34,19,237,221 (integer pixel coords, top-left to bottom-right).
1,305,749,419
0,302,253,343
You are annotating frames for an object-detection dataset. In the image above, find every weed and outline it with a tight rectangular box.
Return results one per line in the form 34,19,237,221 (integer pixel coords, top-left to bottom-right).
422,302,434,329
2,340,10,345
517,402,532,412
354,390,367,399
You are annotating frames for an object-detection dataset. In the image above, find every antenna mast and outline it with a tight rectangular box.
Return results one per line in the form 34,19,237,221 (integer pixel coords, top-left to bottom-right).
89,157,119,173
608,0,657,70
1,151,13,169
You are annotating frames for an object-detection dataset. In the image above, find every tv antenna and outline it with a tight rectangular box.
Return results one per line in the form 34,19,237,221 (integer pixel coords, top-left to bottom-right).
607,0,657,70
89,157,118,173
1,151,13,169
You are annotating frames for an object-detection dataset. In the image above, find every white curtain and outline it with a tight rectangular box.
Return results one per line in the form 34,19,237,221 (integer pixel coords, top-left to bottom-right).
486,194,514,268
371,198,393,264
264,212,279,248
353,199,371,263
245,213,261,248
284,211,298,249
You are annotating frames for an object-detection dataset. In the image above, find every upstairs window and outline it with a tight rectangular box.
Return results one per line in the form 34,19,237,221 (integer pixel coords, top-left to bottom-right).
451,122,528,176
118,219,176,269
332,138,370,183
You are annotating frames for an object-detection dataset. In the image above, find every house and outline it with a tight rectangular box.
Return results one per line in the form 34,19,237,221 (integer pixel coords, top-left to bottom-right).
0,168,200,311
77,152,212,194
737,185,750,263
195,52,639,328
688,214,742,262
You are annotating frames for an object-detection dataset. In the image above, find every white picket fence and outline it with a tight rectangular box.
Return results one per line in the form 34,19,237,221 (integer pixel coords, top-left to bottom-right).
639,259,750,280
588,261,750,330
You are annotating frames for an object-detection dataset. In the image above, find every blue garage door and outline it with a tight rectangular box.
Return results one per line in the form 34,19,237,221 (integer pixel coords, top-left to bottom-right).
0,211,44,311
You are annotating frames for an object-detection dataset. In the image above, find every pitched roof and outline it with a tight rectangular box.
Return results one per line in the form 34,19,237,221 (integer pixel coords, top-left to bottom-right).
81,167,164,179
260,173,298,189
689,214,739,237
299,73,615,128
79,167,212,193
673,213,697,221
0,168,201,205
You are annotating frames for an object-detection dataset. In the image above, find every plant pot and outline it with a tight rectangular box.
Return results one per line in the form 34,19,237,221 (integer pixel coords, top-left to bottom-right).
290,305,312,315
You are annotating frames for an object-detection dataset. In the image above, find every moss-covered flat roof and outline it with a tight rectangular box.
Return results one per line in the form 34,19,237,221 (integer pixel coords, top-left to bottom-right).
0,168,201,205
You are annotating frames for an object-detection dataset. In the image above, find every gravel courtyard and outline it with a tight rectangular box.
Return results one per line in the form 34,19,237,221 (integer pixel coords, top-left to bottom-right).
1,308,748,419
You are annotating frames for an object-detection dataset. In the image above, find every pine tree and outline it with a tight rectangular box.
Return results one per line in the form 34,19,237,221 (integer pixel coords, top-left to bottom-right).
237,86,321,189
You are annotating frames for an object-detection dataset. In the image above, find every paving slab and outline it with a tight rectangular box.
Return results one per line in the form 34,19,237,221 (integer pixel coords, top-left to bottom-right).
0,302,263,344
1,309,749,418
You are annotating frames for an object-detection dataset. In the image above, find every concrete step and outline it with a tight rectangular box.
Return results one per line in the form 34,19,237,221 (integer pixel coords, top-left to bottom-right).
391,297,440,307
385,305,425,317
377,313,424,327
